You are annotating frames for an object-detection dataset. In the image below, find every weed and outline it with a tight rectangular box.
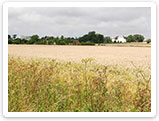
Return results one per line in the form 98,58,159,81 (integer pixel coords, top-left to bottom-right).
8,56,151,112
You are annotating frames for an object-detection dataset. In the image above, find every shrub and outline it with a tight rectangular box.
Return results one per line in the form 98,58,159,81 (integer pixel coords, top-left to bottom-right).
80,41,95,46
146,39,151,44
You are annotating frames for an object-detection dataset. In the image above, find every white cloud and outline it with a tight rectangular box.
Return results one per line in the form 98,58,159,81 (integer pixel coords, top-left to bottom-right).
8,7,151,39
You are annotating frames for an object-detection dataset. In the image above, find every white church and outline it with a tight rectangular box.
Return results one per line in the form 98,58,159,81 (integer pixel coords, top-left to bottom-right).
112,35,126,43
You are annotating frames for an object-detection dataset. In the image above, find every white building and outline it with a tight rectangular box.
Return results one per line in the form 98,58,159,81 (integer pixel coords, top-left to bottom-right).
112,37,116,43
112,35,126,43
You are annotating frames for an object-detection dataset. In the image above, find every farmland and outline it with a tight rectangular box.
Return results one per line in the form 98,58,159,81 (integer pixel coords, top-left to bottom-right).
8,45,151,112
8,44,150,67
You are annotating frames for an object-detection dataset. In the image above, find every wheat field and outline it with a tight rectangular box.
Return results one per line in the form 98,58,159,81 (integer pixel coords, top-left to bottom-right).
8,45,150,67
8,45,151,112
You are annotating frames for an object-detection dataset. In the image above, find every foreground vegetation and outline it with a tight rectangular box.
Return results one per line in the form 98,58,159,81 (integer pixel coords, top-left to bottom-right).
8,56,151,112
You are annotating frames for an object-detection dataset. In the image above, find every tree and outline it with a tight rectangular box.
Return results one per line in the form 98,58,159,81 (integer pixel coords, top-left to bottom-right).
126,35,135,42
96,34,104,44
56,39,67,45
61,35,64,40
79,34,88,42
79,31,104,44
104,36,112,43
134,34,144,42
13,34,17,39
27,35,39,44
12,38,22,44
8,35,11,39
88,31,96,42
146,38,151,44
8,35,13,44
8,38,13,44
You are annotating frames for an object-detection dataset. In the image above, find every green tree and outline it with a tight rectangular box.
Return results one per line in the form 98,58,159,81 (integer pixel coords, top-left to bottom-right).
79,31,104,44
104,36,112,43
96,34,104,44
60,35,64,40
27,35,39,44
8,39,13,44
134,34,144,42
8,35,11,39
88,31,96,42
12,38,22,44
8,35,13,44
126,35,135,42
79,34,89,42
13,34,17,39
146,38,151,44
56,39,66,45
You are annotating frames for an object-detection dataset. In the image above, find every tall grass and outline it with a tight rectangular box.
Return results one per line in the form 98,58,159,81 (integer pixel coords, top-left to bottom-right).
8,56,151,112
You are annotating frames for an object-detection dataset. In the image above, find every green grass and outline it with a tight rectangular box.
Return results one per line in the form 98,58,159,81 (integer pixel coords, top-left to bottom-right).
8,56,151,112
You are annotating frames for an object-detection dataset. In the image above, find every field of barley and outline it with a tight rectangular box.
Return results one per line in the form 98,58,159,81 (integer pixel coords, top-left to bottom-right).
8,45,151,112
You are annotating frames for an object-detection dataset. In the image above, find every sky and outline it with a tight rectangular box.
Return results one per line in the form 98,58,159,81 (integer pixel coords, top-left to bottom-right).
8,7,151,39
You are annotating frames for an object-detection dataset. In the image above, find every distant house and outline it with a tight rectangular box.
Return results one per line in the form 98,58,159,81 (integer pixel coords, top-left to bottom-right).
112,37,116,43
112,35,126,43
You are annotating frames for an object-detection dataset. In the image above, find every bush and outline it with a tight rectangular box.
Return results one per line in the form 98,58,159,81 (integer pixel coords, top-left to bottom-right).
8,38,13,44
146,39,151,44
35,41,46,45
56,40,67,45
80,41,95,46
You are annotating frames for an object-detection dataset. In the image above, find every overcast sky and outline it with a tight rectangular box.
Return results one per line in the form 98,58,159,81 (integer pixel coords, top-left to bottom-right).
8,7,151,39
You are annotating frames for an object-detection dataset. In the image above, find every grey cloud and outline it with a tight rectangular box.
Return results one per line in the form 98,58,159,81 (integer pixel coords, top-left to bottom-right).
8,7,151,39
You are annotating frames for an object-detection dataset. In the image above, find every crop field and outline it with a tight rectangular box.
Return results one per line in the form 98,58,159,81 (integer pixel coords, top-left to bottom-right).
8,45,150,67
8,45,151,112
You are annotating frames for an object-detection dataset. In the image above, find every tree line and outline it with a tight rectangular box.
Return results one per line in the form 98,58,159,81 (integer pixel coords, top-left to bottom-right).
8,31,150,45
